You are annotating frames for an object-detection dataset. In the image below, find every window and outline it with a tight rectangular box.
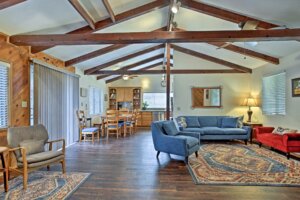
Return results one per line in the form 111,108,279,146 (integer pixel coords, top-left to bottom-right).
143,93,173,109
262,72,286,115
89,87,102,115
0,62,9,128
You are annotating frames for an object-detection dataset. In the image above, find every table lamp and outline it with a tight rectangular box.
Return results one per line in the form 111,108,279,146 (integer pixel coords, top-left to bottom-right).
242,97,258,122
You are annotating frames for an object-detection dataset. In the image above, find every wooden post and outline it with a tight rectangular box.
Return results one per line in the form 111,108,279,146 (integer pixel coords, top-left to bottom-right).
166,43,171,120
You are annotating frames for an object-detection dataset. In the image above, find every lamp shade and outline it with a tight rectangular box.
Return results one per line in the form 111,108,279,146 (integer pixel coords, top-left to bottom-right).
243,97,258,107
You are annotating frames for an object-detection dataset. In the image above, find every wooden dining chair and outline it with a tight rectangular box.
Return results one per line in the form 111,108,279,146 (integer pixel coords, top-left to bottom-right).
76,110,99,143
132,109,140,133
124,114,134,136
106,110,124,139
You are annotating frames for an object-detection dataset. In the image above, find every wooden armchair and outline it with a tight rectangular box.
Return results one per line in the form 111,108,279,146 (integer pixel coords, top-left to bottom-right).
7,124,66,190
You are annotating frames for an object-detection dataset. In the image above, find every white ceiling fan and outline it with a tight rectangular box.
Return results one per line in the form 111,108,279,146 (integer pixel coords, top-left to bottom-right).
122,74,138,80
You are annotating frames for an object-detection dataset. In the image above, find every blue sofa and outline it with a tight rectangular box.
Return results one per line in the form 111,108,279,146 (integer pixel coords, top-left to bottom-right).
176,116,251,144
151,121,200,163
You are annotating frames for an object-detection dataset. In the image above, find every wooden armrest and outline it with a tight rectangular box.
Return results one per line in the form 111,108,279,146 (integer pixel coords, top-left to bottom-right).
8,147,25,152
46,139,65,153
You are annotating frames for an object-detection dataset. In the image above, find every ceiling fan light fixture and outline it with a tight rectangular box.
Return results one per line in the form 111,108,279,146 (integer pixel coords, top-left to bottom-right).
171,0,180,14
122,75,129,80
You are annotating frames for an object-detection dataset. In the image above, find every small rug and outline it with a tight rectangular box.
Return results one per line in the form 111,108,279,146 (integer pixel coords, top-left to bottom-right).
188,143,300,186
0,171,90,200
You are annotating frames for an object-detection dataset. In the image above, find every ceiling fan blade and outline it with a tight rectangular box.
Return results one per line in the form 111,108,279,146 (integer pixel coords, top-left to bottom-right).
242,20,259,30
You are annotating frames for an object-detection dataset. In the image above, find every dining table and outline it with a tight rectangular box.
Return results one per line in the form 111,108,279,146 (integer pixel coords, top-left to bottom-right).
96,113,133,137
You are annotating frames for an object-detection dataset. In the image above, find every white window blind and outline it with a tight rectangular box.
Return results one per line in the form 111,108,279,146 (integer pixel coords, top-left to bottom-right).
262,72,286,115
89,87,102,115
0,63,9,128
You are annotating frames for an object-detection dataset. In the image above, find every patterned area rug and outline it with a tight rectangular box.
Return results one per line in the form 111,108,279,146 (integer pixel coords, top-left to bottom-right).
0,171,90,199
188,143,300,186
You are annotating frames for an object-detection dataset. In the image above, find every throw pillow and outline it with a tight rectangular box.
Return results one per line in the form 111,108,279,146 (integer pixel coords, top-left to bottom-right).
185,117,201,128
237,116,244,128
221,117,239,128
272,127,298,135
163,121,180,136
19,139,45,155
177,117,187,128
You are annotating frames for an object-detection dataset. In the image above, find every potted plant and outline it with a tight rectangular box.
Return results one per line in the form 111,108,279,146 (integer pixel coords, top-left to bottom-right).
142,101,149,110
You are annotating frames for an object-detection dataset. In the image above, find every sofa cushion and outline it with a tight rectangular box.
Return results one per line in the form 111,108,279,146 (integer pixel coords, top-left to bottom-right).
18,151,63,164
221,117,238,128
185,117,201,128
200,127,224,135
176,135,199,148
163,121,179,136
198,116,218,127
222,128,247,135
183,128,202,133
19,139,45,155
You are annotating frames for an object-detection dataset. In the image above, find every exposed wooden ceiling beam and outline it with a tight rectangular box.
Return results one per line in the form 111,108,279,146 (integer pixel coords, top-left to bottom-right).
92,53,165,75
31,0,169,53
172,44,252,73
12,29,300,46
99,61,162,81
68,0,95,30
174,27,280,65
208,42,280,65
180,0,278,29
102,0,115,22
105,62,173,83
66,44,128,67
85,44,165,75
0,0,26,10
65,27,167,67
98,69,243,75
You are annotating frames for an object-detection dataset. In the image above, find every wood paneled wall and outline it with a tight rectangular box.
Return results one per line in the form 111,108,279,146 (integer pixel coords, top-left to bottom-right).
0,33,75,146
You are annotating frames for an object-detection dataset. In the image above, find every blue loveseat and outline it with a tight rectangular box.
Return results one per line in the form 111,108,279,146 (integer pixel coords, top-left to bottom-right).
176,116,251,144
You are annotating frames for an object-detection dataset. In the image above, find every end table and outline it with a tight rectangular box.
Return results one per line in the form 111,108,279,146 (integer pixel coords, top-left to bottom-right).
243,122,263,144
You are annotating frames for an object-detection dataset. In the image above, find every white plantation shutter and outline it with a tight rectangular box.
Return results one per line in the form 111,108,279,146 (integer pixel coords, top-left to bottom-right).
262,72,286,115
0,64,9,128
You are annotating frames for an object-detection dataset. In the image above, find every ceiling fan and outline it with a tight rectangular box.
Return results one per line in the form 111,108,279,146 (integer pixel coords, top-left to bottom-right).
122,74,138,80
217,20,260,49
217,20,288,50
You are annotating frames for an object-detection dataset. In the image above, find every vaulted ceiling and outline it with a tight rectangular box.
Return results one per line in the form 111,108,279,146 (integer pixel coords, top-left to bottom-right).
1,0,300,83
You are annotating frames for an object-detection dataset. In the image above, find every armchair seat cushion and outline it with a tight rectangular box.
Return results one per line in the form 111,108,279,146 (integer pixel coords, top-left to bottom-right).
18,151,63,164
176,135,199,148
82,127,98,133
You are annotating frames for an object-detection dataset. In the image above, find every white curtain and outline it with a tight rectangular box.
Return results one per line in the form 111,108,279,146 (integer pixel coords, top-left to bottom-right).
34,62,79,149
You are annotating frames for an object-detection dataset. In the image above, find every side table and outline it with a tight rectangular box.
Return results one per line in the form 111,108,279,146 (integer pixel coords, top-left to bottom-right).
243,122,263,144
0,147,9,192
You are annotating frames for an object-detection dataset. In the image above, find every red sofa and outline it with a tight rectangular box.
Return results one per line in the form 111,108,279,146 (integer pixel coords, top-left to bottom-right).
254,127,300,159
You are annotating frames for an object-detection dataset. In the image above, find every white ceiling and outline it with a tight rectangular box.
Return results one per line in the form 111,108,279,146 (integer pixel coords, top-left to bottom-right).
1,0,300,80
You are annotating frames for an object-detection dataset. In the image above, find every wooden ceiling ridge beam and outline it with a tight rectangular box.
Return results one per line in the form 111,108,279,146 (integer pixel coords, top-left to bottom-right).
99,69,243,75
0,0,26,10
171,44,252,73
68,0,95,30
102,0,115,22
105,62,173,83
65,26,167,67
174,28,280,65
84,44,165,75
31,0,169,53
180,0,278,29
12,29,300,46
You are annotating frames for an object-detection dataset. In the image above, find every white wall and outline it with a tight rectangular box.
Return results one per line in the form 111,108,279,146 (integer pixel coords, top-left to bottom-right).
76,68,107,123
251,51,300,130
173,51,252,118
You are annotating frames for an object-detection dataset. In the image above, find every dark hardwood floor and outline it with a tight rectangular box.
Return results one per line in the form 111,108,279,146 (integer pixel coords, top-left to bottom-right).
3,128,300,199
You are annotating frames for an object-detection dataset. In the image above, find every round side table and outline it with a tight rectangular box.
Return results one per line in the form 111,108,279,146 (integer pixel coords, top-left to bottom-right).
0,147,9,192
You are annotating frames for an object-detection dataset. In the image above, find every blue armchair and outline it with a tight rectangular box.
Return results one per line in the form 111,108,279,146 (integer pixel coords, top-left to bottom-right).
151,121,200,163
